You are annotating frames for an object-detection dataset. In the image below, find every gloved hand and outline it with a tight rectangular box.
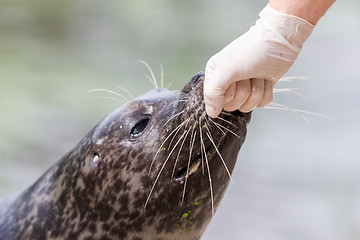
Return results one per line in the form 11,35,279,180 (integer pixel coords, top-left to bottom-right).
204,4,314,118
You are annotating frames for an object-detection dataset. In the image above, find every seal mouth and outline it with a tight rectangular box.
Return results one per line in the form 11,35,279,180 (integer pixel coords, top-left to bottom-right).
170,109,248,183
148,71,250,192
172,158,201,183
171,143,213,183
142,71,251,213
165,69,251,184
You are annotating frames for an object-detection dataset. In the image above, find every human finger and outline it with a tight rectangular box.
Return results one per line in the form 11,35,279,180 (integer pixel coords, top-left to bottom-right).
223,80,251,112
204,58,237,118
257,80,274,108
238,78,265,113
204,58,224,118
224,83,237,105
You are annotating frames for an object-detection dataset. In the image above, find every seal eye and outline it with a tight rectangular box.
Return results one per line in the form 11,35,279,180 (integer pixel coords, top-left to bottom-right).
131,118,149,136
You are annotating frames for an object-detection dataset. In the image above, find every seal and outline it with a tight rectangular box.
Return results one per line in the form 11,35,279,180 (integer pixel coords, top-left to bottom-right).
0,71,251,240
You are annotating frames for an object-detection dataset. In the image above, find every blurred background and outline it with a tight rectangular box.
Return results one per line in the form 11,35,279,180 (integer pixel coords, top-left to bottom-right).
0,0,359,239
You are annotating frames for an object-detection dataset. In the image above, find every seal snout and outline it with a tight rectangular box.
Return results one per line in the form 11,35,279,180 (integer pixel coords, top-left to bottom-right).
181,71,205,96
231,110,252,126
190,70,205,85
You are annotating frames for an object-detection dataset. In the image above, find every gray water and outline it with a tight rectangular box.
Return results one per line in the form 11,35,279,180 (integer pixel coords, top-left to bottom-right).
0,0,359,239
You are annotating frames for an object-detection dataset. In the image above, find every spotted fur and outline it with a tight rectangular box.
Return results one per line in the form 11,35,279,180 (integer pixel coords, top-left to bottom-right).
0,72,251,240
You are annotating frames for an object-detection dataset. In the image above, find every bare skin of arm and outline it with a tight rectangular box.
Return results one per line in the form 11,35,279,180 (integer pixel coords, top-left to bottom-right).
269,0,336,25
204,0,336,118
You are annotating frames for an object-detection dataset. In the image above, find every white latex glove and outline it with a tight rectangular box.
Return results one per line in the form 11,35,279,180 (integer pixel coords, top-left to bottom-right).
204,5,314,118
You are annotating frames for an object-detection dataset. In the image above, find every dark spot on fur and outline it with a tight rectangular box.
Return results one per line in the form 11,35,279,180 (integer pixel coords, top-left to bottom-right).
100,236,111,240
102,222,111,232
114,212,121,221
89,223,97,234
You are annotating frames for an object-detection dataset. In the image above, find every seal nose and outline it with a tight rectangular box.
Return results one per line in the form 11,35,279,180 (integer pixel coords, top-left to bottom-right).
181,70,205,95
190,71,205,85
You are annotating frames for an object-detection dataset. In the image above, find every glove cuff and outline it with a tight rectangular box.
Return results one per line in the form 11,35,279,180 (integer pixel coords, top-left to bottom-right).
259,4,315,50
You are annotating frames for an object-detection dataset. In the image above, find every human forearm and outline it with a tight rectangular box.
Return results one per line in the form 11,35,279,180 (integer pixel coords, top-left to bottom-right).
269,0,336,25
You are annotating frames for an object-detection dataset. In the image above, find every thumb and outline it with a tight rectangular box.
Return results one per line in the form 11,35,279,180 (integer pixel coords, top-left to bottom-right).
204,57,234,118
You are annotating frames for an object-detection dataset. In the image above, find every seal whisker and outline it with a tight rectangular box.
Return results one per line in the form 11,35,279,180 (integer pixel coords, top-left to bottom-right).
204,117,213,131
163,109,187,127
149,119,190,174
209,118,243,140
170,124,190,181
265,102,332,122
200,132,214,217
208,118,226,135
205,125,233,184
168,99,188,106
165,96,189,108
167,82,174,89
160,64,164,88
116,86,135,99
278,76,309,83
144,129,189,210
215,116,237,128
167,115,192,150
167,122,185,152
273,88,303,97
163,100,183,112
198,118,205,175
181,124,197,203
166,96,189,107
137,60,159,89
94,96,126,103
219,111,235,117
168,115,195,180
88,88,130,102
264,105,312,123
144,74,157,89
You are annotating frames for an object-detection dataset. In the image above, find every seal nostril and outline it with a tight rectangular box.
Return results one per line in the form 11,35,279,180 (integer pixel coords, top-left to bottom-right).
181,71,206,95
190,71,205,85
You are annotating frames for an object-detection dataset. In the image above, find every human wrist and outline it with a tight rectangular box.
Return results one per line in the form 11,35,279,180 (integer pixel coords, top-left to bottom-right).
258,4,314,50
269,0,335,25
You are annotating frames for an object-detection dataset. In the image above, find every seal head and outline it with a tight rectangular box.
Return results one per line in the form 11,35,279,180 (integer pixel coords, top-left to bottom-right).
0,71,251,240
